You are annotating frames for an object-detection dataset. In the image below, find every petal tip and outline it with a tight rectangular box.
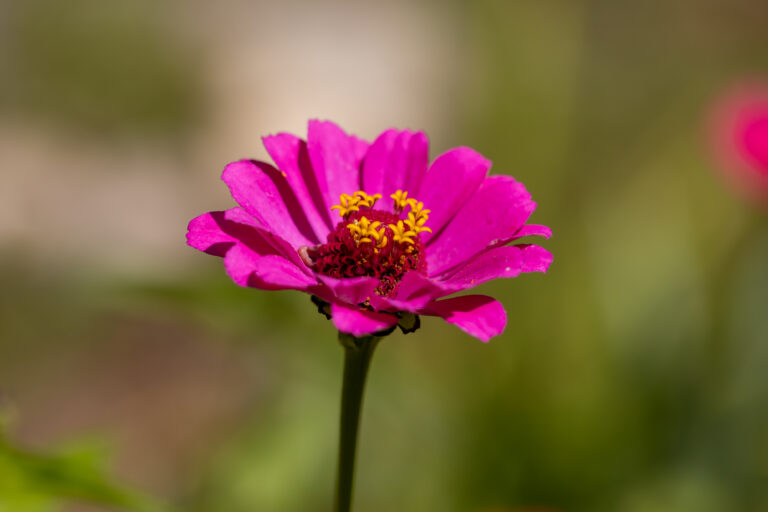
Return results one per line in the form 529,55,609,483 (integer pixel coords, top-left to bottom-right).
524,245,553,274
422,295,507,342
330,302,399,337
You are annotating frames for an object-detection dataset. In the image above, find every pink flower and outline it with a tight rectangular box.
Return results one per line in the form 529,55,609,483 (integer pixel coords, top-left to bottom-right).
710,81,768,207
187,121,552,341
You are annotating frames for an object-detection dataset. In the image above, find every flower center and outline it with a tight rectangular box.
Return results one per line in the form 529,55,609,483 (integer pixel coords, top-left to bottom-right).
301,190,432,297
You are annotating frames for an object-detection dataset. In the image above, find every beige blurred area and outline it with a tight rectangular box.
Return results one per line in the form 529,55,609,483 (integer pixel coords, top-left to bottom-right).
0,0,463,276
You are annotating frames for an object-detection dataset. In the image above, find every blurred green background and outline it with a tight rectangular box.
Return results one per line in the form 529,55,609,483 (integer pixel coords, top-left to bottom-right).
1,0,767,511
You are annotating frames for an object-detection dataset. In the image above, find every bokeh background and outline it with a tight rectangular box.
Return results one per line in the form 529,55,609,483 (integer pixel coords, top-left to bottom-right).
1,0,768,511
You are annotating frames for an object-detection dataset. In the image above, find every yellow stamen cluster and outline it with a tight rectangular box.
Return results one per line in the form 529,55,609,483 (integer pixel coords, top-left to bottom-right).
331,191,382,218
391,190,410,211
404,199,432,235
337,190,432,251
389,190,431,236
389,220,417,245
347,216,387,251
354,191,382,207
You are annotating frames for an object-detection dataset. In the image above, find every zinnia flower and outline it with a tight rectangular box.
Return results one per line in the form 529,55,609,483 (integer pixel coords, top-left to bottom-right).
710,81,768,207
187,120,552,341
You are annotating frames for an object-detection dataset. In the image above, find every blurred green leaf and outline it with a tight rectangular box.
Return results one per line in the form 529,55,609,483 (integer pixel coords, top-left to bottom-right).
0,424,166,512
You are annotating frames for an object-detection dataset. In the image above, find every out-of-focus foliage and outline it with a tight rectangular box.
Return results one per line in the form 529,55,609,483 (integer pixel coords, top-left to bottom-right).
0,416,164,512
0,0,201,137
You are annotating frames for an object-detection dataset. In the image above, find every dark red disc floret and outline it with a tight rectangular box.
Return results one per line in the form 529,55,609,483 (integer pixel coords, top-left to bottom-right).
306,208,426,298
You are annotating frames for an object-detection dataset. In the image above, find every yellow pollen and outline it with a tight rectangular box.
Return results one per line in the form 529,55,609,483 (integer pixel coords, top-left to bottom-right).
331,191,383,218
331,193,361,217
353,191,382,208
389,220,417,245
405,212,432,234
407,199,430,217
347,216,387,250
404,199,432,234
336,189,431,249
391,190,410,211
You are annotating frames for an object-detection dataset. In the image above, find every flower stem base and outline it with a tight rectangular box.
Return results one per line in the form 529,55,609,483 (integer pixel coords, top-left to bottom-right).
334,332,380,512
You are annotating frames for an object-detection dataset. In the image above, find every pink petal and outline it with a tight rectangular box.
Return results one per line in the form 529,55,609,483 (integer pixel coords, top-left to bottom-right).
709,82,768,206
509,224,552,240
186,210,241,257
224,244,315,290
262,132,333,241
486,223,551,250
247,255,319,290
361,129,429,211
417,147,491,243
228,208,323,275
330,302,399,337
316,275,380,305
743,116,768,171
222,244,258,286
187,207,312,275
438,245,553,292
426,175,536,276
222,159,319,248
421,295,507,342
188,208,314,288
349,133,370,169
307,120,369,215
186,208,279,257
369,271,444,312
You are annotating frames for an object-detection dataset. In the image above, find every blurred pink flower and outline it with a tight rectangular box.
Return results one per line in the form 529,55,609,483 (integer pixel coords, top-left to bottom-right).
710,81,768,206
187,120,551,341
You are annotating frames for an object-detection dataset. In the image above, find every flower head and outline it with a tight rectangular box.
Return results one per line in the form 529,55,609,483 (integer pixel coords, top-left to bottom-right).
187,121,552,341
710,81,768,207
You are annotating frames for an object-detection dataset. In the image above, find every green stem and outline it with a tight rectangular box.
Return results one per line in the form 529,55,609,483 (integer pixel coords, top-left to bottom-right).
334,333,380,512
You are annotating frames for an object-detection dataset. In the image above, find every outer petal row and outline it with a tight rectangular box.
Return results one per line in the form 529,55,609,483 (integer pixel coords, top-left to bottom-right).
426,175,537,276
418,147,491,243
187,209,515,342
422,295,507,342
186,209,315,290
187,208,300,266
189,120,548,342
262,133,334,241
221,160,319,248
332,295,507,341
438,244,553,292
330,303,399,337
